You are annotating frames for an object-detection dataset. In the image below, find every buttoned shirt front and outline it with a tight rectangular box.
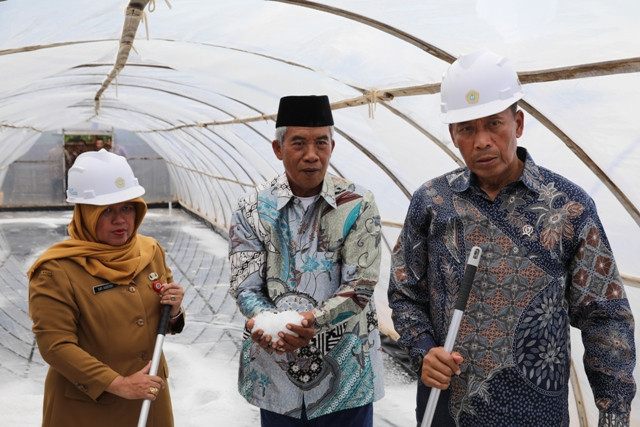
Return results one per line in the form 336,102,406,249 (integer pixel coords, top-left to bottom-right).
29,240,182,427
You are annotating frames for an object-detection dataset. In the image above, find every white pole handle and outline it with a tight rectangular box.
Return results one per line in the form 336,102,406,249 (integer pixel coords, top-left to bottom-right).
420,246,482,427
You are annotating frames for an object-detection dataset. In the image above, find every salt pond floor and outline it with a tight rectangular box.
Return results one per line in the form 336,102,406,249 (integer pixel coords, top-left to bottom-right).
0,208,417,426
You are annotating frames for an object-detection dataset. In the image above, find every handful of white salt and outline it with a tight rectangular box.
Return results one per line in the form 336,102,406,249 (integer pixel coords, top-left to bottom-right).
252,310,303,339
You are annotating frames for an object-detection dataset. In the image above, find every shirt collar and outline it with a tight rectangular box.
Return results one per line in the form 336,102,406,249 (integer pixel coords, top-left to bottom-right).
275,172,337,210
448,147,545,195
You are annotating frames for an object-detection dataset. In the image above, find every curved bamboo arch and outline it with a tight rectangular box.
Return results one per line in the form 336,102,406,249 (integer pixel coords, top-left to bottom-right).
271,0,640,228
8,0,628,234
6,0,638,292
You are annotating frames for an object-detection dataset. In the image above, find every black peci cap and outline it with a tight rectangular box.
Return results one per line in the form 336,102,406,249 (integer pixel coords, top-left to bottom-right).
275,95,334,128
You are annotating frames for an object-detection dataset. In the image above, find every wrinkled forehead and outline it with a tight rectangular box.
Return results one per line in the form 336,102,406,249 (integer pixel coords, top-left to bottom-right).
284,126,333,140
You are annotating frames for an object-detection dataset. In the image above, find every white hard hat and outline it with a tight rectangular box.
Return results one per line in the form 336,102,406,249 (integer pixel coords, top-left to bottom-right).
66,149,145,205
440,49,524,124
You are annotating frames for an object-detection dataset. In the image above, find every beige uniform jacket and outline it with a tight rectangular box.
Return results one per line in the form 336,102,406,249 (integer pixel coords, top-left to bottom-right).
29,243,184,427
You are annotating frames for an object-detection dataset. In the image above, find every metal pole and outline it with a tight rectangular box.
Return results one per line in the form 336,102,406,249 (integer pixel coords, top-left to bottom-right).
421,246,482,427
138,282,172,427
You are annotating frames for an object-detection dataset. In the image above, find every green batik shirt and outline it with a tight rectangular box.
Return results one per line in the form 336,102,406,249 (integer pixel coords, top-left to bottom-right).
228,172,385,419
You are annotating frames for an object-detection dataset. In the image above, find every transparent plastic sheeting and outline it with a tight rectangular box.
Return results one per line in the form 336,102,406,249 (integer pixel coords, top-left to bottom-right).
1,1,639,425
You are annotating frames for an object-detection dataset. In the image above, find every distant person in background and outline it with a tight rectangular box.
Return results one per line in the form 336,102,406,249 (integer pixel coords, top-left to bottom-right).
228,95,385,426
108,138,129,158
96,137,127,158
28,149,185,426
95,137,107,151
388,49,636,426
64,138,88,186
67,137,87,168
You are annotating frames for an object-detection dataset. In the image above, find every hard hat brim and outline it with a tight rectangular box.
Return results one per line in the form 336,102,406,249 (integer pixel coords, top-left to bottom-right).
67,185,145,206
440,96,523,124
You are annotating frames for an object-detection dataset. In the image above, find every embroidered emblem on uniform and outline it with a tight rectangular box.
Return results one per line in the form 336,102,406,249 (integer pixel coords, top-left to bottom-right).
522,224,534,237
148,272,159,281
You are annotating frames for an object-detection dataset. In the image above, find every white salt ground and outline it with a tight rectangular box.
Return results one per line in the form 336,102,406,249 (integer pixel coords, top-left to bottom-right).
2,211,630,426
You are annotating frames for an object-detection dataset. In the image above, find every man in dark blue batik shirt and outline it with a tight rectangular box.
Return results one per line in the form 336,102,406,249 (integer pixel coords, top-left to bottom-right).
388,49,636,427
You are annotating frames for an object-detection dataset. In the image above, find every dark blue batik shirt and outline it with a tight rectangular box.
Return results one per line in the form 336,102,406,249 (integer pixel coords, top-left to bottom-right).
388,147,635,426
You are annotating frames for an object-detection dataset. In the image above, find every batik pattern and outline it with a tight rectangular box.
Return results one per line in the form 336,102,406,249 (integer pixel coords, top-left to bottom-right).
388,147,635,426
229,173,385,419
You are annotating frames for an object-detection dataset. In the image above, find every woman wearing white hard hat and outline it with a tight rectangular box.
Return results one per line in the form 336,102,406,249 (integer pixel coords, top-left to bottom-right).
28,149,185,427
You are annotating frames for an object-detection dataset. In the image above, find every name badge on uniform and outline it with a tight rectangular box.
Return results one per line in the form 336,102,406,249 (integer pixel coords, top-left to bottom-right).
93,282,117,294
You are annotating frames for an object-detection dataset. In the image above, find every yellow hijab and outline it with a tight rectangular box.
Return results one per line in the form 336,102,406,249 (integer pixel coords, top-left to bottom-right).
27,197,156,285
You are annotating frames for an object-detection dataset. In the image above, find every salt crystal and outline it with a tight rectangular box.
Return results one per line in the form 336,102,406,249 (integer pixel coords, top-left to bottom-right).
252,310,303,339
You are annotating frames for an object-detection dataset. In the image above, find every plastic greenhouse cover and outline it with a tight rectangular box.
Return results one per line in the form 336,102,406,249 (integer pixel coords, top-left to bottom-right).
1,0,639,425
